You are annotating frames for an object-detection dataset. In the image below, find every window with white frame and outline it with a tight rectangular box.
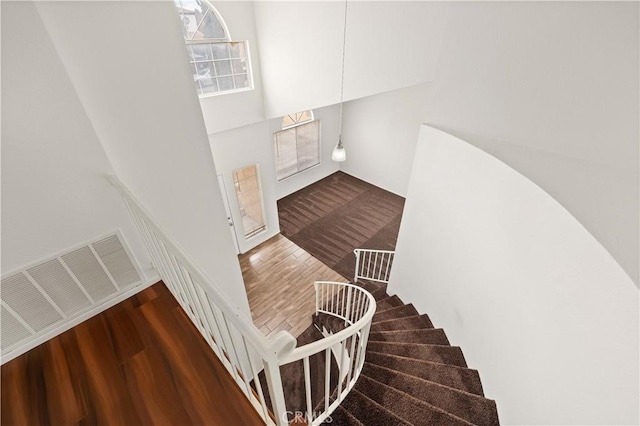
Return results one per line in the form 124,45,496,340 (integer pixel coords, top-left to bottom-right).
232,164,267,239
274,111,320,181
174,0,252,96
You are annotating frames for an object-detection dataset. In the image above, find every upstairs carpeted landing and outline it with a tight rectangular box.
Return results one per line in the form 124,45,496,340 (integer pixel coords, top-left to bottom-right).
277,172,404,280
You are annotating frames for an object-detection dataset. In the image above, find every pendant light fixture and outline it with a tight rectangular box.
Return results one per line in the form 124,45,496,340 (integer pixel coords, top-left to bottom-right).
332,0,348,163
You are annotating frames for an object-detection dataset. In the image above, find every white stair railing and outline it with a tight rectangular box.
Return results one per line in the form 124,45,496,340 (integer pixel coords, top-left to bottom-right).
109,175,375,426
280,281,376,425
353,248,395,284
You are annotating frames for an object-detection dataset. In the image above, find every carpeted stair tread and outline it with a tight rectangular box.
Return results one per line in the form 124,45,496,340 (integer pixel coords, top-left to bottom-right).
372,304,419,322
357,279,387,294
314,312,348,334
355,375,474,426
368,328,450,345
371,314,434,330
366,351,485,396
362,363,499,425
340,389,412,426
367,341,468,367
370,287,388,301
325,406,365,426
376,295,404,311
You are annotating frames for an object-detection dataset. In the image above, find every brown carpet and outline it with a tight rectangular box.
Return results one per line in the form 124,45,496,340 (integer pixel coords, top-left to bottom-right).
319,282,500,425
277,172,405,280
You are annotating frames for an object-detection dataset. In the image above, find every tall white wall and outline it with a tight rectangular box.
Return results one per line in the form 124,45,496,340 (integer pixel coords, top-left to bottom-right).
254,1,448,119
389,126,639,425
209,104,340,253
34,1,251,315
340,83,431,197
253,1,344,119
425,1,639,284
342,2,448,103
1,1,152,278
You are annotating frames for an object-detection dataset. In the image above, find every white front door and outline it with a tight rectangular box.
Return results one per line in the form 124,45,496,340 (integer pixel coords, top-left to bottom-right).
217,174,240,254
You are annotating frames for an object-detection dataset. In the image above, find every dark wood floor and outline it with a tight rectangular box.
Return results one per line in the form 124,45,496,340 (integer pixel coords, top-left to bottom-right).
1,283,265,426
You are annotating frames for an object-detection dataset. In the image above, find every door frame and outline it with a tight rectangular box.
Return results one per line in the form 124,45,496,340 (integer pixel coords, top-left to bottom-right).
217,174,240,255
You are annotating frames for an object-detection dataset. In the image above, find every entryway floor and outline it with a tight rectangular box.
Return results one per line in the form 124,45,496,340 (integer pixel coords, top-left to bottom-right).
239,234,346,339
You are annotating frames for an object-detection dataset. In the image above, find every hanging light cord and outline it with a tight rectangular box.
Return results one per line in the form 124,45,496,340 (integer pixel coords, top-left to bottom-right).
338,0,348,145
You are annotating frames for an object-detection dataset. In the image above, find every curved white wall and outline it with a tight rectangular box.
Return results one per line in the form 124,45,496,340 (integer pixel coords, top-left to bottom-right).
389,126,639,425
425,1,639,284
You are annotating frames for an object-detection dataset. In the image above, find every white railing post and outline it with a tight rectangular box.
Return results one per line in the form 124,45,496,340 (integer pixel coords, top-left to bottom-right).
263,360,288,426
344,286,352,325
353,249,360,282
303,356,313,424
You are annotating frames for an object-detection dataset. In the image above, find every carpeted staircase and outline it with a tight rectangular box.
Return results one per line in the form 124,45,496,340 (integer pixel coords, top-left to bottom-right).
317,280,500,426
254,279,499,425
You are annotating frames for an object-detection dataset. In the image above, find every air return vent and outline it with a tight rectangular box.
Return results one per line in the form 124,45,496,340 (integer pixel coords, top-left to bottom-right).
1,232,144,356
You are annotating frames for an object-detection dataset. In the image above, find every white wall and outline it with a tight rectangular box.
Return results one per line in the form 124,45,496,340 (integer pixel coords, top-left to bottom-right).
425,1,639,284
254,1,448,119
199,1,266,135
209,104,340,253
34,1,251,315
342,2,448,102
1,1,152,278
389,126,639,425
340,83,431,197
209,121,279,254
253,1,344,119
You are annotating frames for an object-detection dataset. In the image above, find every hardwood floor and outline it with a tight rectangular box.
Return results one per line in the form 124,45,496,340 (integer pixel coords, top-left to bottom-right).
1,283,265,426
240,234,347,339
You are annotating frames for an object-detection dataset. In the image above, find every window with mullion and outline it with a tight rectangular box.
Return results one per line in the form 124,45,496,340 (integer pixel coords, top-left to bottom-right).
186,41,250,96
175,0,252,97
274,121,320,181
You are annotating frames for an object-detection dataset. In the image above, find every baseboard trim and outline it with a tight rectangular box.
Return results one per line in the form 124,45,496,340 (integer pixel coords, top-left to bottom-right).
0,273,160,365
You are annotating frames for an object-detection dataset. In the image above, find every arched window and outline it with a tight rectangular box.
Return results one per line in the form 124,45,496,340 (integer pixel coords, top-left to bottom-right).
282,110,314,129
174,0,252,96
274,111,320,181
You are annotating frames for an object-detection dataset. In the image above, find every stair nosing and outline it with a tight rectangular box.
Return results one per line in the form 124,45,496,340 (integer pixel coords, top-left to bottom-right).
375,303,403,313
365,350,484,396
363,362,494,403
369,327,446,335
336,406,365,426
371,314,431,326
357,374,476,426
366,342,467,367
373,304,416,314
366,350,477,373
346,388,413,426
368,342,455,349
